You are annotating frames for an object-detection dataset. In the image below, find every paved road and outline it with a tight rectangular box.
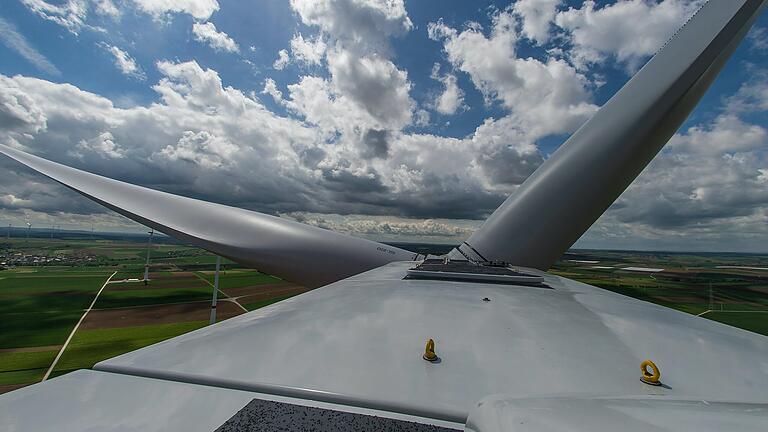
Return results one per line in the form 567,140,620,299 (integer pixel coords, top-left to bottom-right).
193,272,248,313
41,271,117,381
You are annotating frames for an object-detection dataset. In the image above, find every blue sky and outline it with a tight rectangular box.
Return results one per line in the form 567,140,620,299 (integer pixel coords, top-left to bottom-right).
0,0,767,252
0,0,515,137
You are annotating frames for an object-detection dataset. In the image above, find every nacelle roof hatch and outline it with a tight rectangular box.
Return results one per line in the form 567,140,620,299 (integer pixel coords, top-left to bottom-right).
406,258,545,285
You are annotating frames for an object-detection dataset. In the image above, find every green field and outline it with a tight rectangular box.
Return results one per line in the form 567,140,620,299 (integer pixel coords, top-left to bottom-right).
94,286,214,308
52,321,208,377
243,295,297,311
0,350,58,385
0,235,304,393
1,311,82,349
551,250,768,335
0,270,110,347
197,270,280,289
167,255,232,265
0,273,108,292
704,311,768,336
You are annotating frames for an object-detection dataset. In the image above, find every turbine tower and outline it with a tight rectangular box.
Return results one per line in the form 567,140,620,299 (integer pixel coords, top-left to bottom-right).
143,229,154,285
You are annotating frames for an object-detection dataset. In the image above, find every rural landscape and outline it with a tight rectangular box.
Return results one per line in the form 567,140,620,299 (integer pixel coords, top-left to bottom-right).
1,230,767,395
551,250,768,333
0,230,309,394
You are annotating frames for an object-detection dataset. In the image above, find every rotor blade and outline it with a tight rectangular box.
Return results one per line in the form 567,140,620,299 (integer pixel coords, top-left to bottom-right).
452,0,767,268
0,144,416,287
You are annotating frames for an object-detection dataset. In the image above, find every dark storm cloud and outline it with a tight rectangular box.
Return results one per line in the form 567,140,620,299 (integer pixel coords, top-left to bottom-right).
360,129,390,159
476,144,544,185
299,147,326,168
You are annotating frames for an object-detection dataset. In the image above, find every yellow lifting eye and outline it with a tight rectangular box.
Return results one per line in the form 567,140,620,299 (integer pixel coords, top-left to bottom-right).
640,359,661,386
423,338,438,362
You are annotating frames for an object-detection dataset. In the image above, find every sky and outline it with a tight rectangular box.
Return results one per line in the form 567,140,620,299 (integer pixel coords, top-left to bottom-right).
0,0,767,252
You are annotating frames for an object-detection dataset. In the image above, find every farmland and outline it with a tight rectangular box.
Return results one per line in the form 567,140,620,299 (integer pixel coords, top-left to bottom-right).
550,250,768,335
0,234,309,393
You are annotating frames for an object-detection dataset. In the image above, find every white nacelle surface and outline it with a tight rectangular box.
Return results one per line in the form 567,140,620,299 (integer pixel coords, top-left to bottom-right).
91,262,768,421
2,262,768,430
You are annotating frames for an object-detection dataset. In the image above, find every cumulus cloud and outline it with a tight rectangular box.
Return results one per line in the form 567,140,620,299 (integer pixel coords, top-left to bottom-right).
555,0,704,71
0,76,47,135
283,0,417,140
192,21,239,53
579,73,768,249
131,0,219,21
1,60,311,208
512,0,561,44
273,49,289,70
5,0,765,250
666,115,767,156
428,11,597,137
0,57,548,230
283,212,478,243
414,109,430,127
325,48,414,129
605,133,768,230
261,78,283,102
159,130,238,168
290,0,412,52
102,44,145,80
283,75,362,134
430,63,464,115
0,17,60,76
290,33,326,66
726,71,768,114
74,131,125,158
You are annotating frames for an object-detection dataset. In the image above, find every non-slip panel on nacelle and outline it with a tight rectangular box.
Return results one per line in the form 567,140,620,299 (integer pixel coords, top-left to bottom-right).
406,259,547,286
217,398,459,432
